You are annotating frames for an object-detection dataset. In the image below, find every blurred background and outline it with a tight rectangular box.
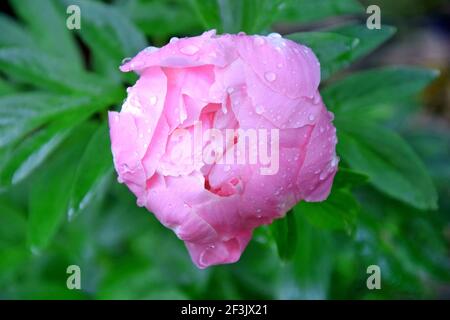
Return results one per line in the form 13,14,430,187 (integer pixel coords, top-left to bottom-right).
0,0,449,299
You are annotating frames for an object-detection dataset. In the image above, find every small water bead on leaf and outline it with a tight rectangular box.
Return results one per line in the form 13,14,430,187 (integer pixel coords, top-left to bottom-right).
264,72,277,82
180,44,199,55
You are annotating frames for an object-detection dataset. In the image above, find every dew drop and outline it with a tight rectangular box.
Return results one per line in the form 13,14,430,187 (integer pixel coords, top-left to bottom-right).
268,32,282,38
320,126,325,133
149,96,157,105
144,46,159,53
308,114,315,122
227,87,234,94
224,165,231,172
253,36,265,46
180,45,199,55
255,105,264,114
264,72,277,82
121,57,131,65
328,111,335,121
169,37,179,44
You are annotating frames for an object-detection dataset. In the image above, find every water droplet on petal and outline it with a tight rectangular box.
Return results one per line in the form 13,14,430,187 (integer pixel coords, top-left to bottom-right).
180,45,199,55
308,114,315,121
149,96,157,105
320,126,325,133
277,63,283,68
144,46,159,53
121,57,131,65
224,165,231,172
227,87,234,94
255,105,264,114
264,72,277,82
253,36,265,46
169,37,179,44
268,32,282,38
328,111,335,121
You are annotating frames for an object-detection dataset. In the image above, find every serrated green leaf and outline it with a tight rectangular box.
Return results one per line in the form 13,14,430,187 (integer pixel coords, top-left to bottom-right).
336,119,438,210
279,0,364,24
296,189,359,234
270,209,298,261
287,31,360,80
323,66,438,115
10,0,83,69
27,123,96,251
68,123,113,219
0,48,117,95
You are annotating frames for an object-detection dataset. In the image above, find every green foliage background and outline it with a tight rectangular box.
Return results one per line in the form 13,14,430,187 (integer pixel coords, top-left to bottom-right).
0,0,449,299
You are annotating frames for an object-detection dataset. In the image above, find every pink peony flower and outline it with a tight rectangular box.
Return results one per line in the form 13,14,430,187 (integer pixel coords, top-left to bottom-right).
109,30,338,268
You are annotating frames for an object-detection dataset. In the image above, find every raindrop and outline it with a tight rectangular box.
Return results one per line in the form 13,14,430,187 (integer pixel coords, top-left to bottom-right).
308,114,315,121
253,36,265,46
149,96,157,105
264,72,277,82
227,87,234,94
169,37,179,44
144,46,159,53
319,171,328,181
268,32,282,38
121,57,131,65
255,105,264,114
328,111,335,121
320,126,325,133
256,208,262,213
180,45,199,55
224,165,231,172
331,156,339,167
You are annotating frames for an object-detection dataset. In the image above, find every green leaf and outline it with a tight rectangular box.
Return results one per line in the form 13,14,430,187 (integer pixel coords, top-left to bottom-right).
270,209,298,261
278,213,334,299
0,199,26,244
120,0,202,39
0,48,117,95
323,66,439,115
331,24,396,63
336,119,438,210
27,123,96,251
0,13,36,48
60,0,146,81
189,0,284,34
296,189,359,233
0,92,102,148
0,108,95,187
287,31,360,80
68,123,113,219
10,0,83,69
279,0,364,24
333,167,369,190
189,0,221,31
